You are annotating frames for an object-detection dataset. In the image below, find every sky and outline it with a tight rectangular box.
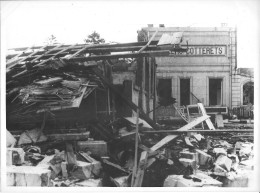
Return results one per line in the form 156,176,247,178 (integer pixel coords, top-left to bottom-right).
1,0,260,68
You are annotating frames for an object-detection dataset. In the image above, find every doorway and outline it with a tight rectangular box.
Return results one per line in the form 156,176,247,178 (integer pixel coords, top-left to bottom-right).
180,78,190,106
209,78,222,106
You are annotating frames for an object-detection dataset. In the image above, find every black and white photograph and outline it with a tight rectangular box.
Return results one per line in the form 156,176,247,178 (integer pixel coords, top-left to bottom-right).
0,0,259,192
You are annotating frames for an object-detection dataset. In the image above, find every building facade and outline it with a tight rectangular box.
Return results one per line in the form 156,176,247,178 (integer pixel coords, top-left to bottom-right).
138,25,254,119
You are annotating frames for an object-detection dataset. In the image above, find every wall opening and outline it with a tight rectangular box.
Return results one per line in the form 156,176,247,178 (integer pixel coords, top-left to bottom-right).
157,79,172,99
180,78,190,106
243,81,254,105
209,78,222,106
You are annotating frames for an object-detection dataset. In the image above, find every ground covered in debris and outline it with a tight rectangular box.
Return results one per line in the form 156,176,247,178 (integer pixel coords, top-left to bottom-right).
6,118,254,187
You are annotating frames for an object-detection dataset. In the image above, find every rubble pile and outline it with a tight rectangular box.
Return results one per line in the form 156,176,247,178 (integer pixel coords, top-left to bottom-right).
6,116,254,187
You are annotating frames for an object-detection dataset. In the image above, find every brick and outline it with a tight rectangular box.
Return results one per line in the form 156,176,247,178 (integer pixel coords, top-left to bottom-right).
7,166,51,186
214,155,232,172
195,149,212,166
6,148,25,166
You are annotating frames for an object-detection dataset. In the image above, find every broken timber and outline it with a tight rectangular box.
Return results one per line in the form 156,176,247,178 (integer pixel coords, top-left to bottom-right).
150,115,210,152
92,68,159,130
140,129,254,134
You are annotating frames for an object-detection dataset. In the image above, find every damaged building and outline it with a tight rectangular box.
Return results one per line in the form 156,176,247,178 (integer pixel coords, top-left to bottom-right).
5,27,254,188
138,25,254,121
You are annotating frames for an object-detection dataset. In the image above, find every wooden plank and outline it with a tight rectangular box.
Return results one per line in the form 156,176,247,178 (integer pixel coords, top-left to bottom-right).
137,30,158,53
132,151,148,187
102,159,130,174
6,46,33,67
29,44,64,63
6,45,48,70
150,115,210,151
140,129,254,134
197,103,215,130
65,50,170,63
34,44,76,67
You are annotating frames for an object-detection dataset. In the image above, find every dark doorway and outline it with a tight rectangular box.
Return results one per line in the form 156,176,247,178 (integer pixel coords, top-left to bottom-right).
157,79,172,99
209,78,222,106
180,78,190,106
243,81,254,105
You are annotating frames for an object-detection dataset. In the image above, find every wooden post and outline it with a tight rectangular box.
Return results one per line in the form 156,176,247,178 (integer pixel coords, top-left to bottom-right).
131,101,140,186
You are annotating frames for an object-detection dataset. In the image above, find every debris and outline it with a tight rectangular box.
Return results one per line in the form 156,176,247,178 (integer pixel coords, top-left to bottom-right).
195,149,212,166
6,129,16,147
70,160,102,180
214,155,232,172
48,132,90,141
77,140,108,157
113,176,129,187
7,166,51,186
213,148,227,156
163,173,222,187
6,148,25,166
179,158,197,170
74,178,102,187
18,128,47,146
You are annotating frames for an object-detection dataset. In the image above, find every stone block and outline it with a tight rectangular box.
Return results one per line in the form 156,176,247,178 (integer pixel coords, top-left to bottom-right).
195,149,212,166
70,160,102,180
7,166,51,186
214,155,232,172
6,148,25,166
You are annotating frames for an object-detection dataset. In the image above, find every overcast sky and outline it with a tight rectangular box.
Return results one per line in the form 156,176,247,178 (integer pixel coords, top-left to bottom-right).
1,0,260,68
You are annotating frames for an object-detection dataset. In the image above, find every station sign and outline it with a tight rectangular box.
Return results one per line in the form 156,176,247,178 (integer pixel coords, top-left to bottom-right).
171,45,227,56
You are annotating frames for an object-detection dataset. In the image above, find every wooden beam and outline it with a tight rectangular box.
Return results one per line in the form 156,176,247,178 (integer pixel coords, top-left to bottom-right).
132,151,148,187
137,30,158,53
65,51,170,63
150,115,210,151
140,129,254,134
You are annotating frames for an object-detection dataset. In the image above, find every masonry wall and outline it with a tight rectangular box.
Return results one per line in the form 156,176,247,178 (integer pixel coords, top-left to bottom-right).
140,27,237,119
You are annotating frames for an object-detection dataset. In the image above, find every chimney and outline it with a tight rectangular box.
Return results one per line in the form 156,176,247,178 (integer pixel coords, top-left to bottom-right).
159,24,165,27
148,24,153,27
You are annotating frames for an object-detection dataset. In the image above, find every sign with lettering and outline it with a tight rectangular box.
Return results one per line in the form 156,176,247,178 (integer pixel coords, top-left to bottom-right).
171,46,226,56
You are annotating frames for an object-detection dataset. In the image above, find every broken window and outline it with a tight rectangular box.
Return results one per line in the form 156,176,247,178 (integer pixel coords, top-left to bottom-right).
209,78,222,106
180,78,190,106
157,79,172,99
